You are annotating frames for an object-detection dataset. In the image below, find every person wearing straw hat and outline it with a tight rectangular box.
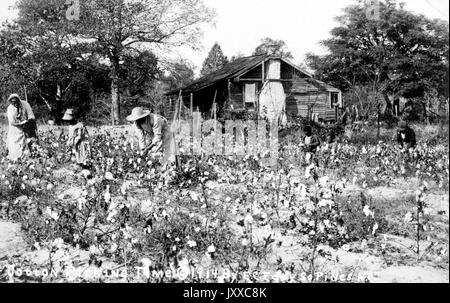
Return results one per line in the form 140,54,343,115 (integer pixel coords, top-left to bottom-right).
6,93,36,161
126,107,169,157
396,120,416,150
62,108,91,169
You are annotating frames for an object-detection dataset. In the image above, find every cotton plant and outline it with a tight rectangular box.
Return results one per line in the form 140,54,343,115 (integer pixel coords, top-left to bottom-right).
402,182,441,261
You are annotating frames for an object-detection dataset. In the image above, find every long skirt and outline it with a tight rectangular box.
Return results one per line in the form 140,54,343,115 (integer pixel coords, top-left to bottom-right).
74,140,91,166
157,130,177,166
7,126,26,161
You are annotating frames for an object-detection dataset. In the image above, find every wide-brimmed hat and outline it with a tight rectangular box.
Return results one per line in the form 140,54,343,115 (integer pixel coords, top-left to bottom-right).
398,121,408,131
62,109,75,121
126,107,151,122
7,94,21,103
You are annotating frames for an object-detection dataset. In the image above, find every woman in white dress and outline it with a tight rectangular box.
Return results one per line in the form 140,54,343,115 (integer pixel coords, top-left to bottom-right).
6,94,36,161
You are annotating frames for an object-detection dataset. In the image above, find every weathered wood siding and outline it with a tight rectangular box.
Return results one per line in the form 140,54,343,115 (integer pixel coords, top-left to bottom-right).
228,81,264,110
285,92,336,121
229,81,244,109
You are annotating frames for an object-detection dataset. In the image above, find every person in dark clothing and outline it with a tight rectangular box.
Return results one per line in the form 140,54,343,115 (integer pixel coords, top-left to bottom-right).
300,125,321,165
23,118,39,148
396,121,417,149
337,108,348,125
402,100,414,121
301,125,321,152
326,129,337,146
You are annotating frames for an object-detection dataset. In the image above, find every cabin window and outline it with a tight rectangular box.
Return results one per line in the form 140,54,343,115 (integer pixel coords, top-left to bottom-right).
244,83,257,111
330,92,340,108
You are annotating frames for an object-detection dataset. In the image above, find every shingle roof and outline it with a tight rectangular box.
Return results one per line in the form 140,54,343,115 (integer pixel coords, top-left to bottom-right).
307,78,340,92
166,55,269,95
290,79,320,93
166,55,340,95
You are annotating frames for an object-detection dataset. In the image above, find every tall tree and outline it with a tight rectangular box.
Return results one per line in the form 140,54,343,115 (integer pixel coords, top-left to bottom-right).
70,0,215,124
229,52,245,62
253,37,293,59
200,42,229,76
141,59,195,115
119,50,159,98
2,0,110,122
307,0,449,118
163,59,195,91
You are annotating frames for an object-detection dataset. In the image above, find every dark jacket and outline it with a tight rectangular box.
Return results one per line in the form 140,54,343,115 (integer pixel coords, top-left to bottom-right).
23,119,39,140
397,127,416,149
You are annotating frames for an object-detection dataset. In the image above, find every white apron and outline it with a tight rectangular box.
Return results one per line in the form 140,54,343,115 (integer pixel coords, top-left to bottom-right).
7,102,34,161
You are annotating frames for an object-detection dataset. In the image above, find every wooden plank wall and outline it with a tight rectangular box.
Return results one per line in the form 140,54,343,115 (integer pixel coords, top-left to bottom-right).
229,81,244,110
285,92,336,121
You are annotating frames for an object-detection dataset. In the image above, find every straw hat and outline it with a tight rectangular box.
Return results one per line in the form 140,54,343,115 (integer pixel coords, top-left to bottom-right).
398,121,408,131
62,109,75,121
126,107,151,122
7,94,21,103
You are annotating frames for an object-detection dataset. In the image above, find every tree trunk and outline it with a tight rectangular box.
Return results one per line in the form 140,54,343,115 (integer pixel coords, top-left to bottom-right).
383,93,393,119
111,66,120,125
438,100,449,136
377,104,381,139
54,84,63,124
421,102,428,124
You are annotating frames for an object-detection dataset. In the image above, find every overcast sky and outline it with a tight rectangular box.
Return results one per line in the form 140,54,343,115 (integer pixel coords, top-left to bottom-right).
1,0,448,74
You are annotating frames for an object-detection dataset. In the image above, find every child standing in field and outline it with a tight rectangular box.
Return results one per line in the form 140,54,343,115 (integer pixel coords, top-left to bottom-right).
300,125,320,166
62,109,91,169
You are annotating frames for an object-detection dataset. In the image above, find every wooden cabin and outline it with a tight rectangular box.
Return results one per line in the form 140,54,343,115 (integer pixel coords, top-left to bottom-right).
165,55,342,122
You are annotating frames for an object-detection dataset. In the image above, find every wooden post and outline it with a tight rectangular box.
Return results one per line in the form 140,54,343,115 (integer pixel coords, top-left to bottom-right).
172,90,182,121
193,111,202,156
227,79,231,109
211,90,218,120
259,63,265,114
262,62,265,82
190,93,194,116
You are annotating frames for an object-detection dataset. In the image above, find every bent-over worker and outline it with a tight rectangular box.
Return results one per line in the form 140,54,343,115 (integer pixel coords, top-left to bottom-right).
396,121,416,150
127,107,170,157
